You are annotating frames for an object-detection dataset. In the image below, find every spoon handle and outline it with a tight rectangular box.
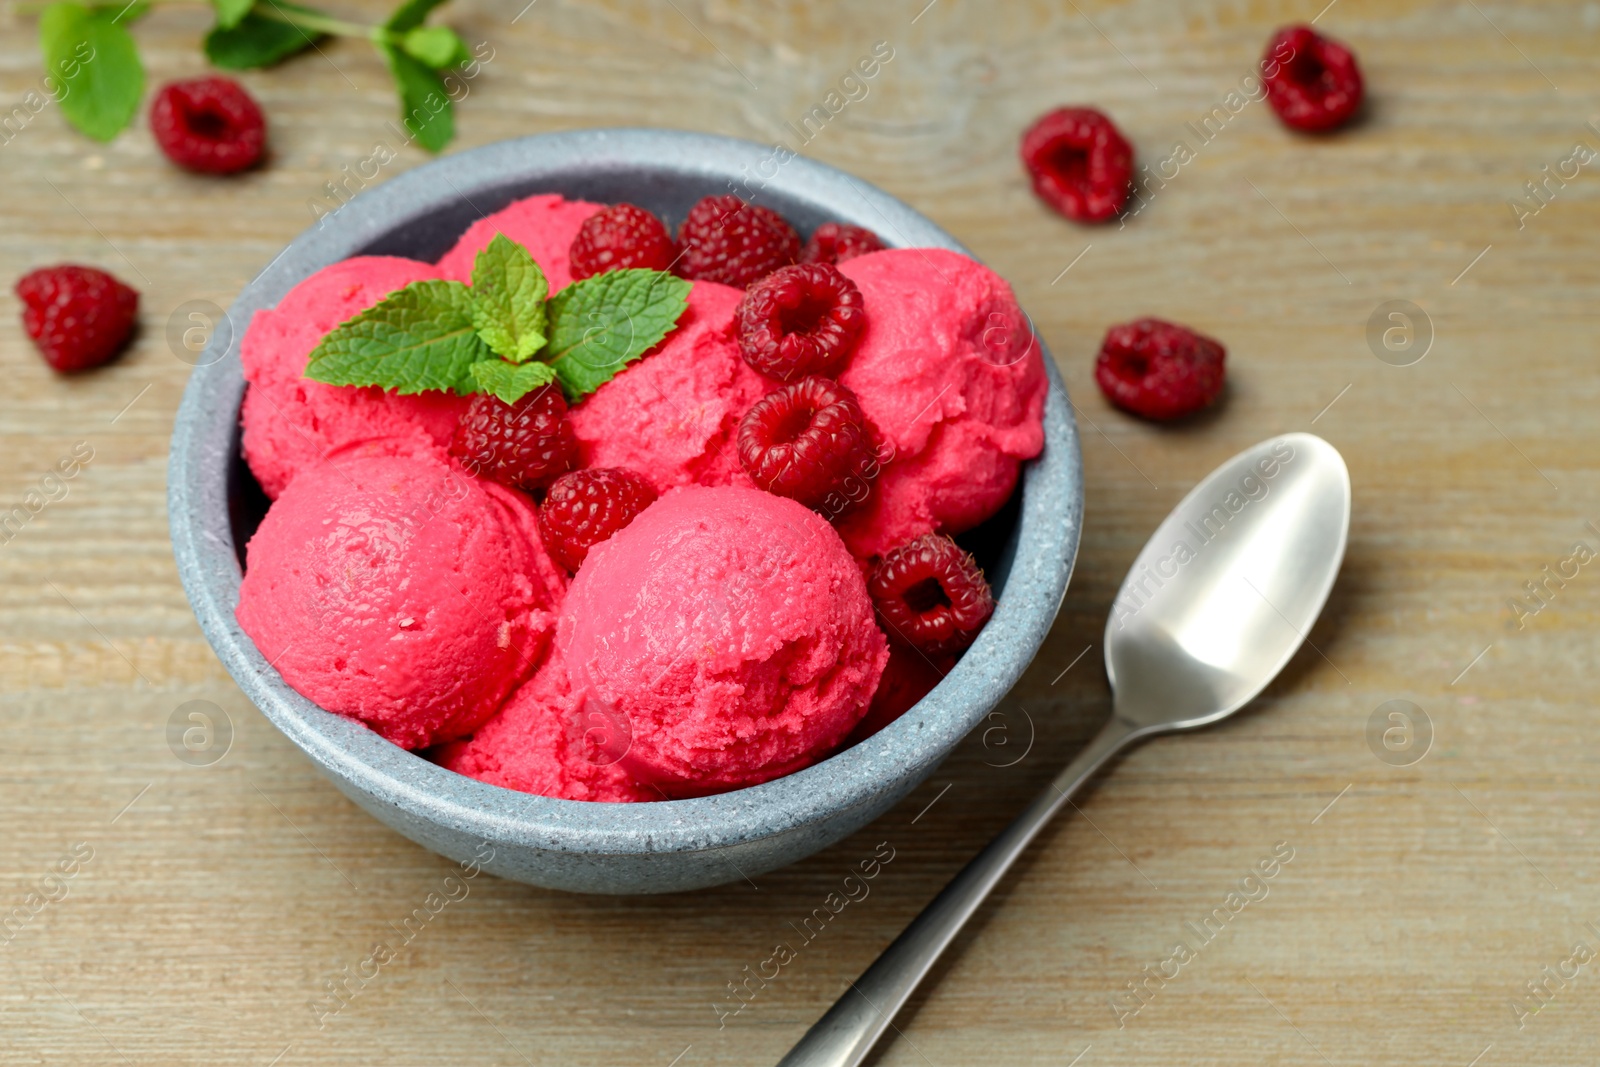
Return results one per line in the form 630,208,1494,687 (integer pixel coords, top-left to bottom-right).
775,714,1143,1067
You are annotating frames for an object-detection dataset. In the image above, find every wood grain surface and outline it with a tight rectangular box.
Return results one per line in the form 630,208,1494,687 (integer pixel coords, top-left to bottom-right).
3,1,1600,1064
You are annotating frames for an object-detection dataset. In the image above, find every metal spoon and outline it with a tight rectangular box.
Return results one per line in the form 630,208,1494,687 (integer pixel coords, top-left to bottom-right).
777,432,1351,1067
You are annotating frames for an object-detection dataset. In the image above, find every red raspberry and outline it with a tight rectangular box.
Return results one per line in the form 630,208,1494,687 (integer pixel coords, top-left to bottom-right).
150,77,266,175
738,376,874,513
1019,107,1133,223
736,263,865,382
869,534,994,657
450,385,577,492
538,467,658,573
15,265,138,373
1262,25,1364,132
675,195,800,288
1094,318,1225,421
800,222,885,265
569,203,678,280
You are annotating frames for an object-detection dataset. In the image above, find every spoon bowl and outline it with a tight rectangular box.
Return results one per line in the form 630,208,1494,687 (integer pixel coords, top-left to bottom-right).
1107,432,1351,731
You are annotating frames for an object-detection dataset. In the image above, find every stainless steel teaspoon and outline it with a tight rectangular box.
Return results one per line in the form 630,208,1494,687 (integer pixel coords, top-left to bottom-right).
777,432,1352,1067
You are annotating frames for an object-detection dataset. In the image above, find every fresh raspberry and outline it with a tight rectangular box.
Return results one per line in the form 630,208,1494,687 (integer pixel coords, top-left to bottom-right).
538,467,659,573
150,77,266,175
738,376,874,513
675,195,800,288
1262,26,1364,132
1094,318,1225,421
569,203,678,280
869,534,994,657
736,263,866,382
450,385,577,492
800,222,885,265
1019,107,1133,223
15,265,138,373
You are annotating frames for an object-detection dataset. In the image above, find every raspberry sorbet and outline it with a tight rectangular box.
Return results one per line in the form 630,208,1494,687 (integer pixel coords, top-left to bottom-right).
566,280,767,490
834,248,1048,558
561,486,889,795
435,193,602,291
235,448,563,750
239,255,468,500
436,647,652,803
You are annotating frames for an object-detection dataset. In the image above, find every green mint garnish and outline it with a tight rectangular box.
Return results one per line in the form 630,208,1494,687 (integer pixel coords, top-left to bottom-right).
470,234,548,363
39,2,146,143
469,359,558,405
306,279,488,395
544,270,692,398
304,238,691,406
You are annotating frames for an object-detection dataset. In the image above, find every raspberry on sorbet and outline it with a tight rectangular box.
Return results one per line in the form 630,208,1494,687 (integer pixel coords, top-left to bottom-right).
800,222,885,265
675,195,800,288
450,385,577,492
869,534,994,657
738,376,876,514
736,263,865,382
569,203,678,280
538,467,659,573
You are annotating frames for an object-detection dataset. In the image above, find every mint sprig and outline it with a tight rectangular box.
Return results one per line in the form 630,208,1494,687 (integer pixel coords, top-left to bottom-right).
469,359,557,405
545,270,696,398
32,0,474,150
304,280,485,394
470,233,547,362
304,237,692,406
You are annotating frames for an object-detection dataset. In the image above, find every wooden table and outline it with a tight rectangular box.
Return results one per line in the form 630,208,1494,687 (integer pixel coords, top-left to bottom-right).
3,1,1598,1063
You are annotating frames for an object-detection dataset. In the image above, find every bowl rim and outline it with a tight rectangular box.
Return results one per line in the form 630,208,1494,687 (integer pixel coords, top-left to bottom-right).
168,127,1083,858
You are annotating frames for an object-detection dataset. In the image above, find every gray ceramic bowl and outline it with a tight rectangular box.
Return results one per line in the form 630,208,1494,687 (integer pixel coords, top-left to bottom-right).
169,128,1083,894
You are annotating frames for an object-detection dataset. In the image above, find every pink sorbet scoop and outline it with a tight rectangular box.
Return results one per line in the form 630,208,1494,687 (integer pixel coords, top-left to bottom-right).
561,485,889,794
236,447,563,750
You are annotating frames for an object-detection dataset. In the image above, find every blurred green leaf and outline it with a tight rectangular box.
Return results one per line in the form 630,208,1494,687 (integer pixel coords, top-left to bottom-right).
210,0,253,31
204,10,321,69
39,2,144,141
383,0,446,33
380,42,453,152
400,25,468,68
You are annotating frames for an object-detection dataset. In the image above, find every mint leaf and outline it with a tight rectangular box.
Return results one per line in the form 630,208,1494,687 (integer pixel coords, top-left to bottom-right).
470,234,548,362
40,2,144,142
469,359,558,405
383,0,446,32
305,280,490,394
400,25,467,68
205,10,321,69
379,42,453,153
211,0,253,31
544,270,692,399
